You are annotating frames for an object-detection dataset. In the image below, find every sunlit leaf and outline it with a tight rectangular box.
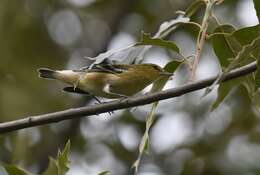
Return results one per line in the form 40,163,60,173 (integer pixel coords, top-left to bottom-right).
97,170,110,175
137,32,180,53
132,60,183,174
4,165,34,175
57,140,70,175
154,17,190,39
42,140,71,175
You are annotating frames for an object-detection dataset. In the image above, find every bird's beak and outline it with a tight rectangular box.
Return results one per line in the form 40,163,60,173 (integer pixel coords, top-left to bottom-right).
159,72,173,76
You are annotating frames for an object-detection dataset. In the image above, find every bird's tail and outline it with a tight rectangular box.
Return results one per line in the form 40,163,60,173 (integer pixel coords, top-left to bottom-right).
38,68,57,79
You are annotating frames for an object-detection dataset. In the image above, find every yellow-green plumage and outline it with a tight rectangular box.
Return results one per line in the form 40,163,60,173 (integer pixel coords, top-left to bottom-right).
38,64,172,99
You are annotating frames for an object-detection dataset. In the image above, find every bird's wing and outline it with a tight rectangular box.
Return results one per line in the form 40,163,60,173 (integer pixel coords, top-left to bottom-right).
73,63,130,74
63,87,90,94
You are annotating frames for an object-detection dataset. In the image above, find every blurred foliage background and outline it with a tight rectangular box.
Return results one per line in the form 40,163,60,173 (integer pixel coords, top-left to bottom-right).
0,0,260,175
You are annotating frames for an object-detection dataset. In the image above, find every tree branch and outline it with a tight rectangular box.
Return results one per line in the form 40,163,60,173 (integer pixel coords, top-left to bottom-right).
0,61,257,134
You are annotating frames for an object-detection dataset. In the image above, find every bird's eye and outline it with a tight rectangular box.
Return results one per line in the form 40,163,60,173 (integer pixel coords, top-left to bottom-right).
152,65,162,71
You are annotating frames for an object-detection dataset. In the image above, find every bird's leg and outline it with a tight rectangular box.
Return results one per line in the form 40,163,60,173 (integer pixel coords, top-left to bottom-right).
90,95,102,104
90,95,114,116
63,86,113,115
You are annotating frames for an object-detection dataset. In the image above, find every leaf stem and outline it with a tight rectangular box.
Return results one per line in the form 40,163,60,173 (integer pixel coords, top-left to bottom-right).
191,0,214,80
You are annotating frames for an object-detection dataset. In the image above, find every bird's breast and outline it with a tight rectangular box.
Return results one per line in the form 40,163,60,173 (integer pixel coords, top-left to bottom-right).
78,72,119,98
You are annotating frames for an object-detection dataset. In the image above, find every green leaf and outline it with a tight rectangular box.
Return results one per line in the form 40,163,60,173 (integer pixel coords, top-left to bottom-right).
185,0,205,17
242,74,256,97
207,33,260,90
233,25,260,91
233,25,260,45
226,36,260,71
210,24,237,67
42,158,58,175
132,102,157,174
206,36,260,97
211,79,241,111
57,140,70,175
253,0,260,22
4,165,34,175
206,24,260,97
137,32,180,53
233,25,260,60
132,60,182,174
97,170,110,175
42,140,71,175
211,24,260,68
2,141,71,175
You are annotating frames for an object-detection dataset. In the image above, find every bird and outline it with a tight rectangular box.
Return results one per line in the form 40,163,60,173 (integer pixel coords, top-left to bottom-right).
38,63,173,99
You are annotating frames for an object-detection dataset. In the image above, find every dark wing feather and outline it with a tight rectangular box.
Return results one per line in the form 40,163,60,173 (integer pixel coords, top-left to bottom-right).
73,63,130,74
63,87,90,95
63,87,103,103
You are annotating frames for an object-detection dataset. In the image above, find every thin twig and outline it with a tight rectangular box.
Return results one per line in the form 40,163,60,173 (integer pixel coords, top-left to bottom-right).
0,61,257,134
191,0,214,80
